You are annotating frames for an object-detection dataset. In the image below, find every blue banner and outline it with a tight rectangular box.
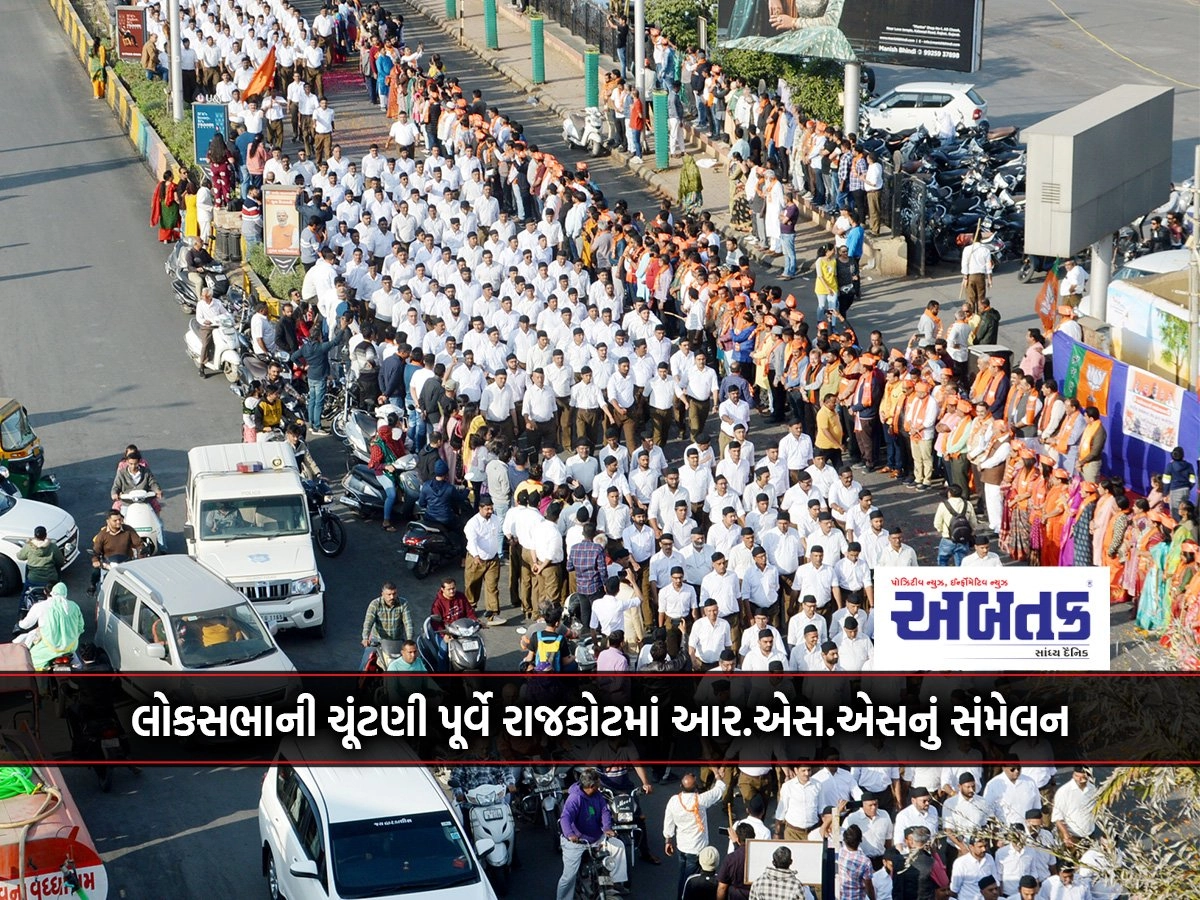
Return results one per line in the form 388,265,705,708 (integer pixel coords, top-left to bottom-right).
192,103,228,165
1053,332,1199,498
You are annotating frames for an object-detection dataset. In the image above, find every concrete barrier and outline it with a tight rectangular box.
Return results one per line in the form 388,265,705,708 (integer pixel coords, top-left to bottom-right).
873,236,909,278
47,0,183,180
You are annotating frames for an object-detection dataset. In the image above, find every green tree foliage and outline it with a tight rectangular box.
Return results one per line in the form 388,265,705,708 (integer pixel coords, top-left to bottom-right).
644,0,715,49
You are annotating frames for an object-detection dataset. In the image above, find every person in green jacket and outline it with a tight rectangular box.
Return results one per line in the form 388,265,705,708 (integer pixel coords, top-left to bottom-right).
17,527,65,587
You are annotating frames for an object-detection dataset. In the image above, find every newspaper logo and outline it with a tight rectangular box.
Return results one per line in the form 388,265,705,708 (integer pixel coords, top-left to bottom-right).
872,567,1110,671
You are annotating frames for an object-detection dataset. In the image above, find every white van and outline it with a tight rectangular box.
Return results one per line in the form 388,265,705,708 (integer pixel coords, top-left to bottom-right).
1112,248,1189,282
94,556,296,699
258,742,498,900
185,444,325,636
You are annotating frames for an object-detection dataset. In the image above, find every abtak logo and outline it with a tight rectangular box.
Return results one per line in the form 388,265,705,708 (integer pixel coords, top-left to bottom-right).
888,588,1092,642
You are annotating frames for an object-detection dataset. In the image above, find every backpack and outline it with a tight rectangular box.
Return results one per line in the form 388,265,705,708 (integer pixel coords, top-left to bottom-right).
943,499,974,545
533,630,564,672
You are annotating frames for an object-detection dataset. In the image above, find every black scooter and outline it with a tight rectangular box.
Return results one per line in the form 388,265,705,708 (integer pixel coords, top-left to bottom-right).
63,645,140,792
400,514,464,579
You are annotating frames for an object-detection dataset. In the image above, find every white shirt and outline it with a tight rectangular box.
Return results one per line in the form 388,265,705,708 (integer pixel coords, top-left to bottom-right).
787,610,828,647
950,852,999,900
892,803,939,846
658,583,697,620
687,616,731,664
960,551,1003,568
796,561,835,608
842,808,893,858
1036,876,1091,900
984,773,1042,825
464,513,502,559
776,778,821,828
877,543,919,567
835,633,873,671
700,571,740,616
662,780,727,855
590,593,641,635
1051,778,1097,838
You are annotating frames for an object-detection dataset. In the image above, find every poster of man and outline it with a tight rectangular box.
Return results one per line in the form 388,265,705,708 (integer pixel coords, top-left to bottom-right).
263,187,300,257
115,6,147,62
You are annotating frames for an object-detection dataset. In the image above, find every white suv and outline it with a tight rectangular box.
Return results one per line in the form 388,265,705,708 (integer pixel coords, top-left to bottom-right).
864,82,987,134
258,748,498,900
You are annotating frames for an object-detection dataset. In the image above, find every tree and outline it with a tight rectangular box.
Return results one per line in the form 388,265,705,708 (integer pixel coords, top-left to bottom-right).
1157,310,1190,385
644,0,715,50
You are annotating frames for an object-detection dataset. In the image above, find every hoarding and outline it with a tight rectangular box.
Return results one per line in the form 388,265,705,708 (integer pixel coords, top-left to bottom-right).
114,6,147,63
717,0,984,73
263,186,301,258
192,102,228,167
872,567,1111,671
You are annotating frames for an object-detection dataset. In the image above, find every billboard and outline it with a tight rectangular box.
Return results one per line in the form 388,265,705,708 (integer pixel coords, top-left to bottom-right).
192,103,228,167
872,567,1111,671
114,6,147,63
717,0,983,72
263,186,301,258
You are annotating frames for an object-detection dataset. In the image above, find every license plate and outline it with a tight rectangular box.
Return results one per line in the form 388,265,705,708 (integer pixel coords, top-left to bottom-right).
460,639,479,651
405,553,420,562
264,614,285,624
101,738,120,750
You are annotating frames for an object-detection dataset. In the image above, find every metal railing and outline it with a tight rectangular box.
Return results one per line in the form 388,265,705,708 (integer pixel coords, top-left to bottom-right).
537,0,633,65
890,170,929,277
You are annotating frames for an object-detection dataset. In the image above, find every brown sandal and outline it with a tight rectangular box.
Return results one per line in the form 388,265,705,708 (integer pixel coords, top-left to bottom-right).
382,523,397,532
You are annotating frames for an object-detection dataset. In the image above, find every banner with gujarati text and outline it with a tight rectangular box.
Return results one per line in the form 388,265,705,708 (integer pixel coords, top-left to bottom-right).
1123,368,1185,451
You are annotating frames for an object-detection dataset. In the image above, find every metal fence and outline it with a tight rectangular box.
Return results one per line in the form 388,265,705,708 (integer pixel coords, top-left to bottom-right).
890,171,929,278
538,0,633,65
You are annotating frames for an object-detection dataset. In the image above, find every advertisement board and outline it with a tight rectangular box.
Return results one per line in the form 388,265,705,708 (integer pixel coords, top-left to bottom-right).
1122,368,1185,452
717,0,984,72
872,567,1111,671
263,186,301,258
192,103,229,167
114,6,147,63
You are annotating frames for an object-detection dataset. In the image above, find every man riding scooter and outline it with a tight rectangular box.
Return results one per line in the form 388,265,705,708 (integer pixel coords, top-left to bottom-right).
417,460,468,554
14,583,85,669
87,510,143,596
110,450,164,511
16,526,65,595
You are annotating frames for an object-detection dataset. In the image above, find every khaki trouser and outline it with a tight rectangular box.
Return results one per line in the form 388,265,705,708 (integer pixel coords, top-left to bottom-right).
556,397,572,452
575,407,602,448
738,773,769,807
965,273,987,311
910,436,933,485
723,612,742,656
867,189,882,233
612,408,638,452
519,546,537,616
686,397,711,439
464,555,500,614
266,118,284,149
534,562,564,611
650,407,673,447
313,131,333,166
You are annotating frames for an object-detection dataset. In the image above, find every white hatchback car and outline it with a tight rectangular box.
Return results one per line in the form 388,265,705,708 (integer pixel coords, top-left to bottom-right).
259,747,498,900
865,81,988,134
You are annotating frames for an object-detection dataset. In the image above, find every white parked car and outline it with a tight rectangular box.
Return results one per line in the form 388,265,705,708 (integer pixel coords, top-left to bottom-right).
865,81,988,134
259,745,499,900
94,555,295,694
0,490,79,596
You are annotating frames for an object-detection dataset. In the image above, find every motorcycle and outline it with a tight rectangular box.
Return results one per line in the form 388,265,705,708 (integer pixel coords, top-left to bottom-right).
303,478,346,557
362,637,407,672
463,784,515,896
416,615,486,673
574,839,622,900
563,107,605,158
341,453,420,522
166,240,230,311
63,645,137,792
117,489,165,555
185,312,246,382
516,766,565,848
401,512,463,579
239,349,296,390
600,786,644,874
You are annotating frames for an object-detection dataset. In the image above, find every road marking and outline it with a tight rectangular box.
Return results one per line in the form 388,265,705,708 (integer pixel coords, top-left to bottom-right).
99,808,258,863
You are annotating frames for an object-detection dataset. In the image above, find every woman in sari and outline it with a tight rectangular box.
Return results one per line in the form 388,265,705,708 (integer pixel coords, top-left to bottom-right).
207,133,234,208
1056,476,1085,566
149,168,180,243
1090,478,1119,569
1160,543,1200,662
728,153,752,229
1123,501,1162,601
1038,467,1071,566
1004,448,1043,562
1070,481,1099,566
385,51,404,119
88,37,107,100
376,43,395,112
196,177,215,246
1103,495,1132,604
1137,513,1178,632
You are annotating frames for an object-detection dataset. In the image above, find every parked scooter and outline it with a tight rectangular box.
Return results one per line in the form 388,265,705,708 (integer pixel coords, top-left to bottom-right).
563,107,605,157
416,615,486,673
239,350,296,389
117,489,164,555
185,312,245,382
463,784,515,896
303,478,346,558
166,240,230,311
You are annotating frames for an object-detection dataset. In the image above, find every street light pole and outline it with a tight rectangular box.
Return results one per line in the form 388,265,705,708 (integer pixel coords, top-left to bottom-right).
843,61,860,136
168,0,184,121
633,0,645,101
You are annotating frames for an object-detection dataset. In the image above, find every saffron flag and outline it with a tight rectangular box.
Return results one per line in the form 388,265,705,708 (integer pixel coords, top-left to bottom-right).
1064,345,1114,416
243,46,276,100
1034,263,1060,333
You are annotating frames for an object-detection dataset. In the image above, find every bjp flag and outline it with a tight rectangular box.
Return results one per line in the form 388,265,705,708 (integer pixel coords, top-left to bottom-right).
1078,350,1114,416
243,46,276,100
1034,264,1060,333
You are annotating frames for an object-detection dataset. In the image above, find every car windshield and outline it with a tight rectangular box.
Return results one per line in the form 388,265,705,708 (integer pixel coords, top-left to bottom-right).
0,409,35,453
172,602,276,668
0,493,14,516
198,495,308,540
330,811,480,898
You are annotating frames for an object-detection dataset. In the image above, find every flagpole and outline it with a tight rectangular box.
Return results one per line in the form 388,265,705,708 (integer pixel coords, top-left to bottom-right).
168,0,183,121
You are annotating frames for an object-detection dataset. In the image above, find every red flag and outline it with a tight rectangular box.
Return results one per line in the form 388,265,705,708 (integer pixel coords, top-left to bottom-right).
243,46,276,101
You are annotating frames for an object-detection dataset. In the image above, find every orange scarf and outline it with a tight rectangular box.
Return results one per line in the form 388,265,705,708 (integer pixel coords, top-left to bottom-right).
944,412,974,458
1056,410,1081,454
1080,419,1103,459
906,395,932,438
1038,394,1060,432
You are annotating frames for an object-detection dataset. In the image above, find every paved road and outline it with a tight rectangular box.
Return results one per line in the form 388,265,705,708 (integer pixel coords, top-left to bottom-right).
2,0,1173,896
872,0,1199,180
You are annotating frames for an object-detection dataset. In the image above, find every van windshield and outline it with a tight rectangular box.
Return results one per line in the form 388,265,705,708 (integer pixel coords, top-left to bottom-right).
0,408,36,453
198,496,308,540
172,602,276,668
329,811,480,897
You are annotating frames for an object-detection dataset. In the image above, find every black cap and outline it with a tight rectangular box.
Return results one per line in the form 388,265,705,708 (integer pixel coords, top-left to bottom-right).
719,649,736,661
977,876,997,890
820,640,837,653
1025,808,1043,819
959,772,976,785
803,625,818,635
844,617,859,629
910,786,931,798
702,598,718,608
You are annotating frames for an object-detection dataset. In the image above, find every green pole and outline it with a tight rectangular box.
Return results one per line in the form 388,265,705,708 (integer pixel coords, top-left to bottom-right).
483,0,499,50
530,15,545,85
584,47,600,107
653,89,669,170
444,0,456,19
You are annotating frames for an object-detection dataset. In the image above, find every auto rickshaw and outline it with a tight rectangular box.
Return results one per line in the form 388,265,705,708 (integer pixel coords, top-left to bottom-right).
0,399,60,504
